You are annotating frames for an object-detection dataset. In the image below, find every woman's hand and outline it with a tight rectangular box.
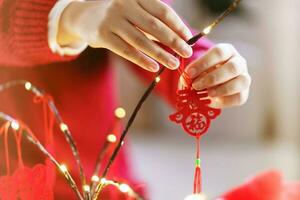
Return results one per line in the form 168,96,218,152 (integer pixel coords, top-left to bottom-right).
57,0,193,72
184,44,251,108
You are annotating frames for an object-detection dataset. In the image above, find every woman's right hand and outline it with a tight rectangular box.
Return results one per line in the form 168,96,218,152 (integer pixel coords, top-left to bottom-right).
57,0,193,72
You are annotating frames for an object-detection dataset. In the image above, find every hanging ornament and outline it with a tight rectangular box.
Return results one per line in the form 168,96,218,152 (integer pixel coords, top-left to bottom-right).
169,57,221,195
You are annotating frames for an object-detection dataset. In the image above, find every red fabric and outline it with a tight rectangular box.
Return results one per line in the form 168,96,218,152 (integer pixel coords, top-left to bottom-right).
219,170,300,200
0,0,212,199
0,161,55,200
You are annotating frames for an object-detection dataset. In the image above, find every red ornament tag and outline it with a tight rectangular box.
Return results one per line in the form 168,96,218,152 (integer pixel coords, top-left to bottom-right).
169,57,221,137
169,87,221,138
169,57,222,194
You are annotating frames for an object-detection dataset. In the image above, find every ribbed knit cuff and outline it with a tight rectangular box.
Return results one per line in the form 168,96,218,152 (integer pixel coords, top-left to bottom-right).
12,1,57,55
48,0,88,56
0,0,77,67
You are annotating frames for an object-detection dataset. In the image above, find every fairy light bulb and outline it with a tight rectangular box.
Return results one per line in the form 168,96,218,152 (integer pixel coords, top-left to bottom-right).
60,123,69,132
100,178,107,184
83,185,90,192
24,82,32,91
60,164,68,173
184,194,207,200
119,183,130,193
155,76,161,83
107,134,117,143
114,107,126,119
91,175,100,182
11,121,20,130
203,25,212,35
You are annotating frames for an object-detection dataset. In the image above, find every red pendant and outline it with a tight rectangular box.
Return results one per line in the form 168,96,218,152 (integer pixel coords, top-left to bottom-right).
169,88,221,137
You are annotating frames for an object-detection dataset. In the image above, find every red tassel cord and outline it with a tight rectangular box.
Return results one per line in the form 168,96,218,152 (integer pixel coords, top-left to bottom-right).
169,57,221,194
193,137,202,194
13,127,24,168
33,94,55,149
1,122,11,175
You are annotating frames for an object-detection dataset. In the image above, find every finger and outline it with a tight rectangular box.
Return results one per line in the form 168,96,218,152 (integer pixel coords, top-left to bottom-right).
185,43,237,79
192,55,247,90
207,74,251,97
126,4,193,58
106,33,159,72
137,0,193,40
113,20,180,70
210,89,249,108
179,75,188,88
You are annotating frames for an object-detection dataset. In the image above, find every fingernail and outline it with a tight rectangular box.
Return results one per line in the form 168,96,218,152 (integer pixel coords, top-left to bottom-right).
181,45,193,57
186,68,197,79
184,29,193,41
149,62,159,72
168,57,180,69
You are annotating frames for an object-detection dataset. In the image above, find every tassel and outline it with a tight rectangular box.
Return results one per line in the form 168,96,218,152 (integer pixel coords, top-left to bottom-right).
193,137,202,194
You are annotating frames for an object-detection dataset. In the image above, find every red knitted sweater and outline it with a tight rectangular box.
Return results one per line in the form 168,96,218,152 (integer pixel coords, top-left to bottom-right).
0,0,212,199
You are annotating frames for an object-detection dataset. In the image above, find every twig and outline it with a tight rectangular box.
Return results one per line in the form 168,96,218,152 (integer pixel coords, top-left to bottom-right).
93,0,242,199
0,112,84,200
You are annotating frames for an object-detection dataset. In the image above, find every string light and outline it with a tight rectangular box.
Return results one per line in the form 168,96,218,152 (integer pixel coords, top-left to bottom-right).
91,175,100,182
203,26,212,35
10,121,20,130
114,107,126,119
24,82,32,91
107,134,117,143
119,183,130,193
83,185,90,192
60,123,69,132
100,178,107,184
60,164,68,173
155,76,161,83
184,194,207,200
0,0,242,198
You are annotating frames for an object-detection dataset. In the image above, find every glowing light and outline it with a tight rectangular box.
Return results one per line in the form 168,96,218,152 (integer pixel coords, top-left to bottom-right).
203,26,212,35
60,164,68,173
91,175,100,182
155,76,161,83
107,134,117,143
24,82,32,90
83,185,90,192
114,107,126,119
184,194,207,200
100,178,107,184
119,183,130,193
60,123,69,132
11,121,20,130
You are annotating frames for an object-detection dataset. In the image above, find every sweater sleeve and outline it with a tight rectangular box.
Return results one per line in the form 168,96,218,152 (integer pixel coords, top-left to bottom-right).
128,37,213,107
0,0,78,68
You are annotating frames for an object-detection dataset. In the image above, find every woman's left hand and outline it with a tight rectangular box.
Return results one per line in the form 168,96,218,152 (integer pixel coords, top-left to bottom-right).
184,43,251,108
